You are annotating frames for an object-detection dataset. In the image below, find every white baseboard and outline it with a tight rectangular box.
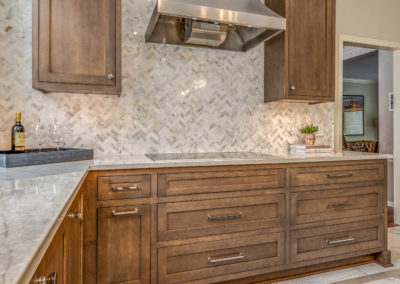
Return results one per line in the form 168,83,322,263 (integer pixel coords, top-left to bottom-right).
388,201,394,207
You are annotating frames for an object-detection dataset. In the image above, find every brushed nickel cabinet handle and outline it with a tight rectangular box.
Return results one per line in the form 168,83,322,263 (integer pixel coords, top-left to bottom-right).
326,236,355,245
35,272,57,284
290,85,296,91
208,253,244,263
112,209,139,216
327,201,353,209
107,73,114,80
327,173,353,178
67,212,83,220
112,185,140,191
208,212,244,222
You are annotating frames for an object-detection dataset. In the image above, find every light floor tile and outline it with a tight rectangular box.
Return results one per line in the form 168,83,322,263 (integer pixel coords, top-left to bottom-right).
288,267,366,284
364,278,400,284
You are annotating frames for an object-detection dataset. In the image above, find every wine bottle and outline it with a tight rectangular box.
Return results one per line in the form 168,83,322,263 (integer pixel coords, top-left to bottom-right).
11,112,25,152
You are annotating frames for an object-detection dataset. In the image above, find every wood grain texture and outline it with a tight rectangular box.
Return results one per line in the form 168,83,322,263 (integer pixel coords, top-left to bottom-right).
76,160,389,283
97,174,151,200
97,205,151,284
264,0,335,103
158,233,285,284
158,168,286,196
32,0,121,95
158,194,285,241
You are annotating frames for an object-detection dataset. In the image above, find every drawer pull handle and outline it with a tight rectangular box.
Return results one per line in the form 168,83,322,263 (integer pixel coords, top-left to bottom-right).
112,185,140,191
208,253,244,263
327,201,353,209
327,173,353,178
208,212,244,222
326,236,355,245
112,209,139,216
35,272,57,284
67,212,83,220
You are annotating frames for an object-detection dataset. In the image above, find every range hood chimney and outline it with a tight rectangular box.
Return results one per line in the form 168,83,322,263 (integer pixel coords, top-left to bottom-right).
145,0,286,52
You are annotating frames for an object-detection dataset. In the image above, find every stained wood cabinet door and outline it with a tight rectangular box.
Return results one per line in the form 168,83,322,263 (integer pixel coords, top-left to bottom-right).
97,205,151,284
65,193,84,284
32,0,121,95
30,224,66,284
265,0,335,103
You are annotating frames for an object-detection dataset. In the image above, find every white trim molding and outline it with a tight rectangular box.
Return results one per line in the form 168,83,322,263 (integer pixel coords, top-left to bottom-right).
335,34,400,224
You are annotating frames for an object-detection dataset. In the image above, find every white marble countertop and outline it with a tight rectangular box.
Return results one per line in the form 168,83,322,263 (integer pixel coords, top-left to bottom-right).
0,151,392,284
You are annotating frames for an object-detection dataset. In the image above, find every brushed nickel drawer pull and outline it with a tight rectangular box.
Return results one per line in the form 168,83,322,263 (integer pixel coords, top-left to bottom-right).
208,212,244,222
327,201,353,209
208,253,244,263
112,185,140,191
112,209,139,216
326,236,355,245
35,272,57,284
67,212,83,220
327,173,353,178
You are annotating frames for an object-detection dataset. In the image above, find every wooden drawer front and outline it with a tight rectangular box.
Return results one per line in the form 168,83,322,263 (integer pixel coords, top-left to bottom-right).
158,194,285,241
290,163,385,187
290,219,385,263
158,233,284,284
158,168,285,196
290,186,384,225
97,175,151,200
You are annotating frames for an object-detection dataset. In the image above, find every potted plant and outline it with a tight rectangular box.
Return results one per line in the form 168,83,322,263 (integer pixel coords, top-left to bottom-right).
300,124,319,145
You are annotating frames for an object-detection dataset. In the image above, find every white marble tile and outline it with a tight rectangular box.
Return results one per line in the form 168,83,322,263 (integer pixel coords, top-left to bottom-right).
291,267,366,284
355,263,399,275
364,278,400,284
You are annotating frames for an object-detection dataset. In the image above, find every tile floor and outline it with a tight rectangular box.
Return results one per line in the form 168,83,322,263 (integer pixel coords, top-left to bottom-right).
276,227,400,284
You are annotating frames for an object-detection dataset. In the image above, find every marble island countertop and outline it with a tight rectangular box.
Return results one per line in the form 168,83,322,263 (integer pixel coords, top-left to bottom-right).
0,151,393,283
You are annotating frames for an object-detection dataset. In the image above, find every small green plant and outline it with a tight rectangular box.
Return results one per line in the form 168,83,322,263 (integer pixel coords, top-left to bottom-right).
300,124,319,134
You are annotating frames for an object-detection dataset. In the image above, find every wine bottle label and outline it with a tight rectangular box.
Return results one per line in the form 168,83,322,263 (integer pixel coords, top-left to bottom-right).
14,133,25,147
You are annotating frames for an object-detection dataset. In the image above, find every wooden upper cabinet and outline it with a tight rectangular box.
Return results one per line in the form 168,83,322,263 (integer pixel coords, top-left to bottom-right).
32,0,121,95
265,0,335,103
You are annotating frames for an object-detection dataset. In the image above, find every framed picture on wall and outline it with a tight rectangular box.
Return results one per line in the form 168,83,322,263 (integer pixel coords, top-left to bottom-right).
343,95,364,136
389,92,394,112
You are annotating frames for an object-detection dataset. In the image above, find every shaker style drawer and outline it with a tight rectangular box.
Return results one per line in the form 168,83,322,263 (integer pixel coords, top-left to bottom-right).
158,194,285,241
158,168,285,196
290,219,385,263
97,174,151,200
290,186,385,225
290,163,385,187
158,233,285,284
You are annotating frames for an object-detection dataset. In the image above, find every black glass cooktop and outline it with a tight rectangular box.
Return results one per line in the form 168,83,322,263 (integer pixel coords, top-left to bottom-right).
145,152,273,161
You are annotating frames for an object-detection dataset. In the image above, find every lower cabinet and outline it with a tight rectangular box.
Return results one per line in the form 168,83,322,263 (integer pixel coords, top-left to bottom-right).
158,233,285,284
97,205,151,284
30,191,83,284
30,226,66,284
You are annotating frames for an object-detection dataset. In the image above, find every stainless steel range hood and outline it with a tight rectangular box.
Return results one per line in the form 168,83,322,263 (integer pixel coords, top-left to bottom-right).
145,0,286,52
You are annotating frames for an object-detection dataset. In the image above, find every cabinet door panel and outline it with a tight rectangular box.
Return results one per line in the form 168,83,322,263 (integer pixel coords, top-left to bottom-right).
287,0,334,99
30,225,66,284
97,205,151,284
37,0,115,85
65,193,83,284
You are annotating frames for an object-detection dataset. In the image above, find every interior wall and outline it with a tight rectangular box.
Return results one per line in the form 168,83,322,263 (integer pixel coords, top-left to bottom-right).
378,50,394,154
343,51,378,80
0,0,334,156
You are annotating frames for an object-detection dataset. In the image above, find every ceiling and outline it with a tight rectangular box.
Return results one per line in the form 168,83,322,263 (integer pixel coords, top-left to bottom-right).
343,46,377,61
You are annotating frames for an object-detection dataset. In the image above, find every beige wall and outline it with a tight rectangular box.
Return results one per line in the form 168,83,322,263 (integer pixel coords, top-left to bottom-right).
336,0,400,43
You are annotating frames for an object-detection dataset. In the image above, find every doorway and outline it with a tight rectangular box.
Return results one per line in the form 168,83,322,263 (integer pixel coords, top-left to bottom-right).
335,35,400,226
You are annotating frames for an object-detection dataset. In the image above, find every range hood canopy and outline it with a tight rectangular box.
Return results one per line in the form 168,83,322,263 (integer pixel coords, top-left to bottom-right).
145,0,286,52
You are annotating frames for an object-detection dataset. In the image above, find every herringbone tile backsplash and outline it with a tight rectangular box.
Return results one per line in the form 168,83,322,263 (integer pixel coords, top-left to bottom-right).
0,0,334,156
